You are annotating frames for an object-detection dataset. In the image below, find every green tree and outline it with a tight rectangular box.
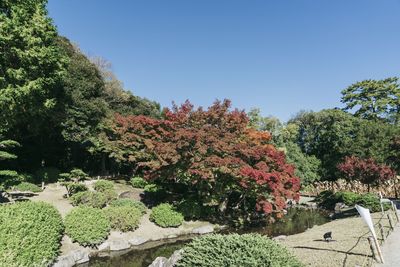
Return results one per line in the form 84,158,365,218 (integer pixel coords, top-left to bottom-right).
0,0,66,134
291,109,400,180
0,138,20,189
341,78,400,123
90,56,161,118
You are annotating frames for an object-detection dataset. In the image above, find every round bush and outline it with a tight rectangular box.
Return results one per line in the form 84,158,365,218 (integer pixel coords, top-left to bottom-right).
70,191,107,208
104,206,142,232
177,199,203,220
65,182,88,195
102,189,118,202
130,176,148,188
94,180,114,192
12,182,42,193
0,201,64,267
150,203,184,227
176,234,304,267
65,206,110,246
109,198,147,214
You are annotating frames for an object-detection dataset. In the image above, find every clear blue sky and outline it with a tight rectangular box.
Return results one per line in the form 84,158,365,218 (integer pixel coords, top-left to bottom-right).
47,0,400,121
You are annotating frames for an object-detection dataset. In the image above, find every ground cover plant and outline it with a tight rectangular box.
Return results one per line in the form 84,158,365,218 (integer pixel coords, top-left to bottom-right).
0,201,64,267
104,206,142,232
150,203,184,227
109,198,147,214
70,191,108,208
12,182,42,192
176,233,304,267
64,206,110,246
94,179,114,192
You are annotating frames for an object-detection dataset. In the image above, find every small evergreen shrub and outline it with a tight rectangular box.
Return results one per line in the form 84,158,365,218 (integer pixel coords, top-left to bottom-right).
13,182,42,192
316,190,389,212
130,176,148,188
0,201,64,267
65,207,110,246
177,199,203,220
104,206,142,232
94,180,114,192
109,198,147,214
103,189,118,202
62,182,88,196
150,203,184,227
176,234,304,267
70,191,107,208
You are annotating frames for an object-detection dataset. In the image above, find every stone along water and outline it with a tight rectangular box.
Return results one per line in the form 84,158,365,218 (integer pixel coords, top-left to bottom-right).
86,208,329,267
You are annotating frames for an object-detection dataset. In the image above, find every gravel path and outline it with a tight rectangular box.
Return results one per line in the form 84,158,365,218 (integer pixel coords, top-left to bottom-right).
374,209,400,267
281,211,397,267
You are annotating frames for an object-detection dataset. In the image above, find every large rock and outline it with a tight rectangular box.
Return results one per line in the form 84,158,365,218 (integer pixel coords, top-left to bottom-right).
53,250,89,267
110,240,131,251
148,257,168,267
98,241,110,251
128,236,149,246
192,225,214,234
165,249,183,267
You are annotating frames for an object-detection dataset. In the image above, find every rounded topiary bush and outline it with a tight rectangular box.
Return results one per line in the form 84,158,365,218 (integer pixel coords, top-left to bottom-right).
150,203,184,227
12,182,42,192
104,206,142,232
0,201,64,267
109,198,147,214
176,234,304,267
70,191,108,208
65,206,110,246
94,180,114,192
130,176,148,188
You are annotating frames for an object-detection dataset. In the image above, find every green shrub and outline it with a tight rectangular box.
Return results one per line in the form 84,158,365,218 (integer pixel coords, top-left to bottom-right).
109,198,147,214
144,183,160,193
65,206,110,246
103,189,118,202
150,203,184,227
35,167,60,183
130,176,148,188
316,190,389,212
70,191,107,208
176,234,304,267
177,199,203,220
104,206,142,232
0,201,64,267
62,182,88,196
12,182,42,193
94,180,114,192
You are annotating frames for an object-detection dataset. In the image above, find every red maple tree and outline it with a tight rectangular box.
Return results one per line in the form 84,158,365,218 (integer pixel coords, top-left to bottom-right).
108,100,300,218
337,156,395,190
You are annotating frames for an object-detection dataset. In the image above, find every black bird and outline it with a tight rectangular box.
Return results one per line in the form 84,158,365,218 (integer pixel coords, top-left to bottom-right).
323,231,332,242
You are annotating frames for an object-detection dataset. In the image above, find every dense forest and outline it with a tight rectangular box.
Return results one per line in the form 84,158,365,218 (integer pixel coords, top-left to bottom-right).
1,0,400,192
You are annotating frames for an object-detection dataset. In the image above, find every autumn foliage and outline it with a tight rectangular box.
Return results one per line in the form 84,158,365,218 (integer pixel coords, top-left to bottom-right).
108,100,300,218
337,156,395,188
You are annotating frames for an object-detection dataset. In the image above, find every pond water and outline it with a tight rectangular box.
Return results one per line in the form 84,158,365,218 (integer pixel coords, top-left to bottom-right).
85,208,329,267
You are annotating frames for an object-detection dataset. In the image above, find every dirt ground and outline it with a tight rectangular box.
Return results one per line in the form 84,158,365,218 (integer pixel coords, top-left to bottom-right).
281,211,397,267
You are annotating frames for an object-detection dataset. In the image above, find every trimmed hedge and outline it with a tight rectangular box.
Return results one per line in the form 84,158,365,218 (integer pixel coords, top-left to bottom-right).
109,198,147,214
0,201,64,267
176,234,304,267
13,182,42,193
150,203,184,227
104,206,142,232
130,176,148,188
70,191,108,208
94,180,114,192
65,207,110,246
